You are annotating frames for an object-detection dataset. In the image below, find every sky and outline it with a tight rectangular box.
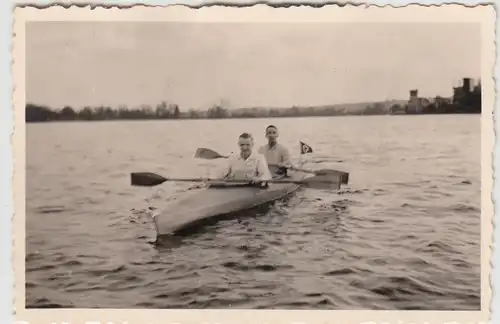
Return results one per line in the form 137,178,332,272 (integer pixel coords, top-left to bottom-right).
26,22,481,110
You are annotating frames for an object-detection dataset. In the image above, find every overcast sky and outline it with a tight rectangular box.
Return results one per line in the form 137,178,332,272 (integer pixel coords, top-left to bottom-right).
26,22,480,110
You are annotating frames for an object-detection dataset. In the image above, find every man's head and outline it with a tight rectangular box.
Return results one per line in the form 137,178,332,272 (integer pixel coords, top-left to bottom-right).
265,125,279,143
238,132,254,154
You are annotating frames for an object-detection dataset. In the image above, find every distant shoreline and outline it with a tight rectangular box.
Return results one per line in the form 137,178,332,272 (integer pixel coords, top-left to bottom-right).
25,101,481,123
25,111,481,124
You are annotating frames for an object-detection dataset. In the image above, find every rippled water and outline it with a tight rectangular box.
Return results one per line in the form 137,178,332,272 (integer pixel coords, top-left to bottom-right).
26,115,481,309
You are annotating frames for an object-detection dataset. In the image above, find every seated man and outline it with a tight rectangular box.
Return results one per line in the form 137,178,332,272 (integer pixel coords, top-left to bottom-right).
220,132,272,188
258,125,292,176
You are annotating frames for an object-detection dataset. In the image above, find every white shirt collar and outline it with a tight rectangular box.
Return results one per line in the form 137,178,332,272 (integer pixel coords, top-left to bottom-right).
235,151,256,160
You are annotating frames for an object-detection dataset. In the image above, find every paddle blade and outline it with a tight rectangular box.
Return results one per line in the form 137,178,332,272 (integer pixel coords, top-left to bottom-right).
300,174,341,190
131,172,168,187
194,148,227,160
315,169,349,184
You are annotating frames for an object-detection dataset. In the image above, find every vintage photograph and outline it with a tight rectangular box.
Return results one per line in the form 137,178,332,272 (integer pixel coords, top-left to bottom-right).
13,4,493,323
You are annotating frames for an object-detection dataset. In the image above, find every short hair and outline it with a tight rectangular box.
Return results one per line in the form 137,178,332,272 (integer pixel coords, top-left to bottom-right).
266,125,278,131
239,132,254,141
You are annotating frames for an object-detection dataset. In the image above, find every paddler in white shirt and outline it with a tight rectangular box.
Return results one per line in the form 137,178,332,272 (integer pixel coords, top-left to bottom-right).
220,132,273,188
258,125,292,177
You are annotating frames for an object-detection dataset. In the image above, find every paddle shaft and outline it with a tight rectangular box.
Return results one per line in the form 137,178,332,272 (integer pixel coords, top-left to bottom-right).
270,164,346,176
131,171,340,189
162,177,332,185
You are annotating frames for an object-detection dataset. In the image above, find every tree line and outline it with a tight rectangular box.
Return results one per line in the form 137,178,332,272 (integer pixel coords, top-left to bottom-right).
25,100,395,122
26,101,181,122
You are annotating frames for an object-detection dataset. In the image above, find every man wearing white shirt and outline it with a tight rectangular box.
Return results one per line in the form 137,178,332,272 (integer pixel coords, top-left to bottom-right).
220,133,272,188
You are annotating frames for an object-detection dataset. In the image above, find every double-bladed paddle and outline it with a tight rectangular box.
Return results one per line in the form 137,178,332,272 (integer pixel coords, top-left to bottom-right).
194,147,349,184
130,172,341,190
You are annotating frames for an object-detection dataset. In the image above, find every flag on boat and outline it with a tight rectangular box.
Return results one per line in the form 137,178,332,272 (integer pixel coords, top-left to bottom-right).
300,141,313,154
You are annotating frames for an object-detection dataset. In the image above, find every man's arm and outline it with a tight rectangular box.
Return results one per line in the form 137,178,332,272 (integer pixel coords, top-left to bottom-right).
255,155,273,181
281,146,293,168
219,159,232,179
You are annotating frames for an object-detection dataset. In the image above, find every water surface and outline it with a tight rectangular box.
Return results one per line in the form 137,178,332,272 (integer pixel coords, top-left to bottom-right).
26,115,481,309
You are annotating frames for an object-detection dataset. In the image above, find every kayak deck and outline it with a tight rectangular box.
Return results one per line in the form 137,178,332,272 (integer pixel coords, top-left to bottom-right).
152,170,311,236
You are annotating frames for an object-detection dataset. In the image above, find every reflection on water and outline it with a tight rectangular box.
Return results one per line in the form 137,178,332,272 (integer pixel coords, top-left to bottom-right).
26,115,480,309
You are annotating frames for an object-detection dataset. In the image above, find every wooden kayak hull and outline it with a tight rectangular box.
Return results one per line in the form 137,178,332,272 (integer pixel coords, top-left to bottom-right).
152,170,311,236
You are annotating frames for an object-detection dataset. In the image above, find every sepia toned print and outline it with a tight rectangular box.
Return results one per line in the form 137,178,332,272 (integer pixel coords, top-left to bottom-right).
12,3,494,324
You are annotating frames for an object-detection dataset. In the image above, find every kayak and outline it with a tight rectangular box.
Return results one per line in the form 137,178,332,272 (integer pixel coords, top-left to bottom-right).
152,167,312,236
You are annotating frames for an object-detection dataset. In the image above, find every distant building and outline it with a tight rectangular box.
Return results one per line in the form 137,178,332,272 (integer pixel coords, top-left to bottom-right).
389,104,406,114
406,89,425,113
401,77,480,115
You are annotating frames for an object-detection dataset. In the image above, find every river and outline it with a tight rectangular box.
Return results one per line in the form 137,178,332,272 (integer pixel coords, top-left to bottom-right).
25,114,481,309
